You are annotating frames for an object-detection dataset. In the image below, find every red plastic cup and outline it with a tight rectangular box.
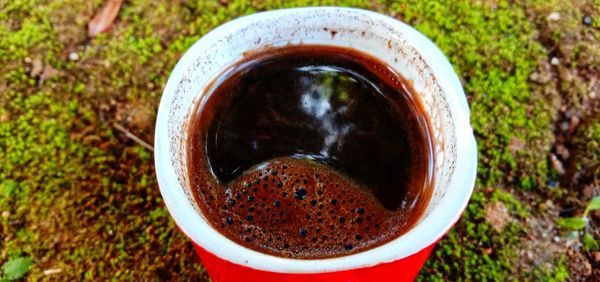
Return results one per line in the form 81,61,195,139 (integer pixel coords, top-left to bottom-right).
155,7,477,282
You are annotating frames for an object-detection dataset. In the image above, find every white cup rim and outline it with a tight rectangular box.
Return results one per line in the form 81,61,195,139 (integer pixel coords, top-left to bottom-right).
155,7,477,274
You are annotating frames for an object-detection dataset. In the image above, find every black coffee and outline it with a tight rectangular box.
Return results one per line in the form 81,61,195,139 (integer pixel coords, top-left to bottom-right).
187,45,434,259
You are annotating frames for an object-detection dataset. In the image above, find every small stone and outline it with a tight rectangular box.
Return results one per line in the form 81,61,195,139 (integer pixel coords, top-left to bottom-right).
0,113,9,122
1,211,9,218
555,144,570,160
547,12,560,21
553,236,560,243
550,57,560,65
485,201,511,231
68,52,79,61
590,91,596,99
24,57,32,63
583,15,593,26
560,121,570,132
583,259,592,276
582,185,593,198
591,251,600,263
539,202,547,211
568,116,580,133
559,105,567,113
551,154,565,175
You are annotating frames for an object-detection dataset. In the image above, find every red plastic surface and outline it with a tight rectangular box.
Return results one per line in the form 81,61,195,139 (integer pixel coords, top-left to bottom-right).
193,243,435,282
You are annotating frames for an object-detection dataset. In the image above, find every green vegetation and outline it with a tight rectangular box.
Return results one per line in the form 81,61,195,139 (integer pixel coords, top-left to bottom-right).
1,0,597,280
1,257,33,281
557,196,600,250
389,0,554,189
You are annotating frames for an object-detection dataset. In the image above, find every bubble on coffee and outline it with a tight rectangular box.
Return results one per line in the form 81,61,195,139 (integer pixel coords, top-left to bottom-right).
212,157,409,258
187,45,434,259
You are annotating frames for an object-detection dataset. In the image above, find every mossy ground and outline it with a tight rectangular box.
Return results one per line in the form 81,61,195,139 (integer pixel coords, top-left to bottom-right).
0,0,598,280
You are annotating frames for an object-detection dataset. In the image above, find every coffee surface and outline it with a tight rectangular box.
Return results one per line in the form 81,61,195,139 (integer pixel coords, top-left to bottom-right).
187,45,434,258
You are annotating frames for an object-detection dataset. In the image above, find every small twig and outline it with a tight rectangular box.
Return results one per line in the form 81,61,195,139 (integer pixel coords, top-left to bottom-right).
113,122,154,151
43,268,63,275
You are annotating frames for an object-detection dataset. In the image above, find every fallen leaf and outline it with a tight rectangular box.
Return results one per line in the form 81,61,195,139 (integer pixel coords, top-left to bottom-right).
40,64,60,84
88,0,123,37
30,57,43,77
485,201,511,231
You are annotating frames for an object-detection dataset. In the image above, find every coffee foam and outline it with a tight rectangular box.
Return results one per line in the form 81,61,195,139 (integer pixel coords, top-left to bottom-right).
198,157,410,259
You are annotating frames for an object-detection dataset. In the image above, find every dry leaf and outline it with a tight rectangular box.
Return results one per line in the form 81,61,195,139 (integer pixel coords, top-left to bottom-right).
30,58,44,77
88,0,123,37
40,64,59,84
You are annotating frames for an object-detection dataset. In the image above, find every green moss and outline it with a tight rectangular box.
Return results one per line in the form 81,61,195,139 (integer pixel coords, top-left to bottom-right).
386,0,553,190
531,255,570,282
572,117,600,179
418,192,522,281
490,190,529,219
0,1,60,62
0,0,577,280
382,0,565,280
